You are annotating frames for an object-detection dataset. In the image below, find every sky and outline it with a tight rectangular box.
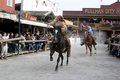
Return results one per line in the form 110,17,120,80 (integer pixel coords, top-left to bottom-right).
15,0,118,10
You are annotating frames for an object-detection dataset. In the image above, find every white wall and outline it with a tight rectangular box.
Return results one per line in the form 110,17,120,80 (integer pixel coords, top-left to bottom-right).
21,0,63,16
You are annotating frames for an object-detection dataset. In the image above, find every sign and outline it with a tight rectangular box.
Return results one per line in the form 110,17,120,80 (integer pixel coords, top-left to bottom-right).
22,0,51,11
83,8,120,15
29,16,37,21
22,11,37,21
22,0,63,16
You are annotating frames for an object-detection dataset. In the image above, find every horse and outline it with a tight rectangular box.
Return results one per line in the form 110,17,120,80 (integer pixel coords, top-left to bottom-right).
84,30,96,56
49,27,71,71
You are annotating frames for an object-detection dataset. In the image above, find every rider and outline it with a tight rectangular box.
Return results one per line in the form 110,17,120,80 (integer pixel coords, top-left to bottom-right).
80,21,97,46
49,15,71,49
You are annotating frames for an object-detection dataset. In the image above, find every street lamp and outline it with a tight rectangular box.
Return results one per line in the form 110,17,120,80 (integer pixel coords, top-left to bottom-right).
17,0,23,55
18,11,21,36
18,0,23,36
17,11,21,55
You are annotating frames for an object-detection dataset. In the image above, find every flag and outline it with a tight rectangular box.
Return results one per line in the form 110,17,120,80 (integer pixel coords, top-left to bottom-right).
100,0,102,5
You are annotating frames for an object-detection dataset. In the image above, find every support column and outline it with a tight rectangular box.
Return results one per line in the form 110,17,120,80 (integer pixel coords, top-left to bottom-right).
77,17,80,26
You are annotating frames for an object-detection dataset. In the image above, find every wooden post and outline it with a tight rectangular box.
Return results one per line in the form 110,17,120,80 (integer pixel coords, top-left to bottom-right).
77,17,80,27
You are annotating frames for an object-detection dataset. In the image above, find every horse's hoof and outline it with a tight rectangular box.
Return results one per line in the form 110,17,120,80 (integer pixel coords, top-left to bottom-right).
66,63,68,66
55,68,58,72
60,64,63,66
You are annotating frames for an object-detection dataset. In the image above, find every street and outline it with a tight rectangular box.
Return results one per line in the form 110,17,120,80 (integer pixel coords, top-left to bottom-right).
0,38,120,80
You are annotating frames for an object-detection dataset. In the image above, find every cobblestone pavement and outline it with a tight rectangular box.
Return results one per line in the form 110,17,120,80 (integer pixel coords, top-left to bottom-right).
0,38,120,80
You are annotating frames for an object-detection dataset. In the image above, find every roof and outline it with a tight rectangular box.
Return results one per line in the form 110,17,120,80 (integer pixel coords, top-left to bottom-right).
63,1,120,17
63,11,84,16
101,2,120,9
20,19,53,28
29,11,54,17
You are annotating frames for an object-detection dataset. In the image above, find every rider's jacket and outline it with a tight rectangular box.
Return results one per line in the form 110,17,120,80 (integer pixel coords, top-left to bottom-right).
49,19,67,35
81,24,94,37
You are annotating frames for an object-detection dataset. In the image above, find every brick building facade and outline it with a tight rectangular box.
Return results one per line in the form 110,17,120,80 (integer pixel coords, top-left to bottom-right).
0,0,15,13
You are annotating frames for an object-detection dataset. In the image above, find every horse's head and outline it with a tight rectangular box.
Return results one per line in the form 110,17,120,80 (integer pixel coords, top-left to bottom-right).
53,27,64,43
84,30,91,38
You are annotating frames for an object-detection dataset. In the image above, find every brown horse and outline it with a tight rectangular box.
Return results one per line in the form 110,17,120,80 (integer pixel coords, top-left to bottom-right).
84,30,96,56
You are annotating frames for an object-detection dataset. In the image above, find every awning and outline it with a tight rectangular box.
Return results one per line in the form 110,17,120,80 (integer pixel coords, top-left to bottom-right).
0,12,53,28
0,12,17,21
20,19,53,28
29,11,54,17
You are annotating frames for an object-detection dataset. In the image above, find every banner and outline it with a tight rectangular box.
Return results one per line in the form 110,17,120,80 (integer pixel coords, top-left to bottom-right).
21,0,63,16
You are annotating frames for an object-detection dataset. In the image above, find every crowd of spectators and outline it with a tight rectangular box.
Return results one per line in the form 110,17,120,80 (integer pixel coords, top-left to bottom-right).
106,33,120,58
100,20,120,27
0,30,53,60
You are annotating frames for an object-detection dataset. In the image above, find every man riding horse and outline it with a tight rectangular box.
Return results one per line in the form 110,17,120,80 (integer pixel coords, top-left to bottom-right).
49,16,71,50
80,21,97,46
48,16,71,71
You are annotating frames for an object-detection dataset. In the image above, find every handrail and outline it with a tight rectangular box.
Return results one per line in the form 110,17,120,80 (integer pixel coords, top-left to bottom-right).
0,37,22,42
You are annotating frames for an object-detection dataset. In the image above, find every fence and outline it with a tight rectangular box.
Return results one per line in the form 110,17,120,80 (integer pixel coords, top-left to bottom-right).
0,37,51,58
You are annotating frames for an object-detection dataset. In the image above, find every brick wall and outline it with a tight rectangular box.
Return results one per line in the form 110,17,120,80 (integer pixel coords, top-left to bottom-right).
0,0,15,13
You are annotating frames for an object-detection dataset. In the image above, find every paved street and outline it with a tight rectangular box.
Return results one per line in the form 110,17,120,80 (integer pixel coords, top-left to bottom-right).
0,38,120,80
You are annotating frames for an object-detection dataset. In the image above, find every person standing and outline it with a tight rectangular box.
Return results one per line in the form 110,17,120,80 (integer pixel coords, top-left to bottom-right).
1,33,9,59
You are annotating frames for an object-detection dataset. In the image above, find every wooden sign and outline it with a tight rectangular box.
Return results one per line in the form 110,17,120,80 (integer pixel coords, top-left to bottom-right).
83,8,120,15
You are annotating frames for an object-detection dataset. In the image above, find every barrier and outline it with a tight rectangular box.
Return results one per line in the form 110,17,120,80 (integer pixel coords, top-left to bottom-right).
0,37,22,42
0,38,51,59
19,39,50,51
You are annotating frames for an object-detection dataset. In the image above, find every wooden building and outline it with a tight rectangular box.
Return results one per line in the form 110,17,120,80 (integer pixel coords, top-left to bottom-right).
63,1,120,31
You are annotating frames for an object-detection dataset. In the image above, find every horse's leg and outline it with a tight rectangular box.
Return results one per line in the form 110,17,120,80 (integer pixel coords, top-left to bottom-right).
60,54,64,66
93,44,96,50
85,44,88,54
66,47,71,65
92,44,97,54
55,53,61,71
88,45,92,56
50,50,55,61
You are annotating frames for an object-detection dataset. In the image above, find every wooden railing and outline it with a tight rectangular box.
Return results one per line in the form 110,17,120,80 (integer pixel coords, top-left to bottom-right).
0,38,51,58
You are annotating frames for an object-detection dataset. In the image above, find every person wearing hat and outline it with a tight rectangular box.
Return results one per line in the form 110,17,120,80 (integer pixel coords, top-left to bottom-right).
49,15,71,49
80,22,97,46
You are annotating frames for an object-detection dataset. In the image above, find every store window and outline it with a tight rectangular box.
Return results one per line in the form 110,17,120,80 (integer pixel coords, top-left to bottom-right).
7,0,13,7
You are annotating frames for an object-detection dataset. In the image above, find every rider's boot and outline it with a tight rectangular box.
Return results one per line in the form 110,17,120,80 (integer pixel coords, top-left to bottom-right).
80,39,85,46
92,37,97,45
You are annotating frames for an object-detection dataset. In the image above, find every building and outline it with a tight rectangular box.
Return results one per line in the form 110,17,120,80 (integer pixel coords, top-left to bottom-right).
0,0,53,33
0,0,17,33
20,0,63,22
63,0,120,31
0,0,15,13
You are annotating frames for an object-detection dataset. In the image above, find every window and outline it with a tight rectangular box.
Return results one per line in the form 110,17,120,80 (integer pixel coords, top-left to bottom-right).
7,0,13,7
